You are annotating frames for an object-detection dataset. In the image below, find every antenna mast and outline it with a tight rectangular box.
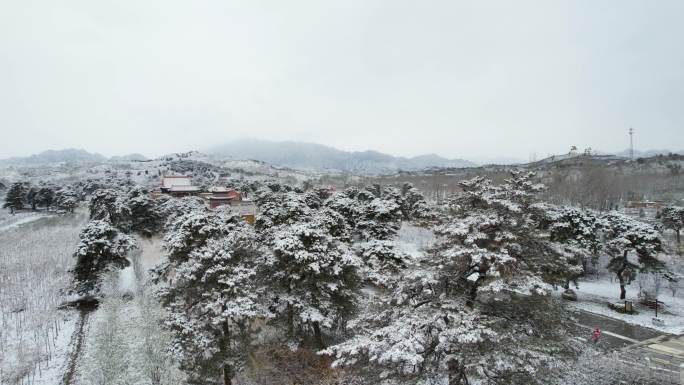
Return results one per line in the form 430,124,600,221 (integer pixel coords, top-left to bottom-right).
629,127,634,160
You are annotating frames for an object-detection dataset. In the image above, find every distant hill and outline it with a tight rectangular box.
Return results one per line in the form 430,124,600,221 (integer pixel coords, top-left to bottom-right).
525,148,684,168
0,149,108,166
612,148,684,158
110,153,148,162
209,139,476,174
0,149,153,166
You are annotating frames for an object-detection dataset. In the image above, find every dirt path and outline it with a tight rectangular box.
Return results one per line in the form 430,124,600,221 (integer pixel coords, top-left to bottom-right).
61,309,92,385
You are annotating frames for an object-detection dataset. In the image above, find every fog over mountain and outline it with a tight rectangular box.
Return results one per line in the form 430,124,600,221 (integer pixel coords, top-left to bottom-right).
0,149,108,166
3,143,682,174
209,139,476,174
0,149,146,166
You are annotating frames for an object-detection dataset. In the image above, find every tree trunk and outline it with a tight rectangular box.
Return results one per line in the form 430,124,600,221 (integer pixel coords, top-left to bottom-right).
466,276,480,308
287,303,294,337
677,229,680,244
221,320,232,385
447,359,468,385
617,250,628,300
312,321,325,349
223,364,232,385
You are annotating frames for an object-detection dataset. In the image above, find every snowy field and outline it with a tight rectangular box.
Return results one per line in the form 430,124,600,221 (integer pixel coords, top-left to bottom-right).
0,211,87,385
0,214,175,385
75,238,183,385
0,210,52,233
559,278,684,334
76,282,185,385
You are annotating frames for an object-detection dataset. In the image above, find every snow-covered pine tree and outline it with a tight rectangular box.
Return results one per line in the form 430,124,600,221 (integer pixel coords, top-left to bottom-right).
436,172,577,306
355,185,403,241
324,188,362,230
54,185,80,213
36,185,56,211
153,209,269,385
157,195,206,230
659,206,684,244
324,172,581,385
602,211,664,299
89,188,133,231
544,205,604,287
269,219,361,349
325,254,579,385
71,220,136,295
303,186,334,209
400,182,434,220
311,206,350,241
254,190,311,233
127,186,163,236
2,181,27,213
153,209,241,277
81,178,106,195
355,239,412,289
26,184,39,210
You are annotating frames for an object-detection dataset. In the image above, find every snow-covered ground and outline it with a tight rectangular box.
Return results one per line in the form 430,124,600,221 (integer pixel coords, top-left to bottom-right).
560,279,684,334
396,223,436,259
77,289,185,385
0,211,86,384
0,211,51,233
76,250,185,385
118,236,164,295
15,311,78,385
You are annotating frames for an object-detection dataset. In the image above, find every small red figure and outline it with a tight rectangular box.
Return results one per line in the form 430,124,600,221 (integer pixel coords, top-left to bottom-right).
591,328,601,343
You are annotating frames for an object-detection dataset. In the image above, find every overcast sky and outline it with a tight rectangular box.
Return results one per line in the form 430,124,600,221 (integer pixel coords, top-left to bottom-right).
1,0,683,162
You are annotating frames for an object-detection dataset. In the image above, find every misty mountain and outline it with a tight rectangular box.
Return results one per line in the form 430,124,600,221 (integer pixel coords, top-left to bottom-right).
110,153,149,162
209,139,476,174
0,149,152,166
0,149,108,166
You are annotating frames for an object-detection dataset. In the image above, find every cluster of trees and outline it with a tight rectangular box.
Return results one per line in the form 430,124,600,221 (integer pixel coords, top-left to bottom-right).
151,174,669,384
544,205,668,299
70,186,179,296
2,181,80,213
67,174,673,385
325,172,585,385
659,205,684,244
145,181,432,384
362,155,684,213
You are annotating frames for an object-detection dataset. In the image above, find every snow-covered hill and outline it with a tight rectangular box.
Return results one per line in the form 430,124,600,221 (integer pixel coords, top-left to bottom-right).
209,138,476,175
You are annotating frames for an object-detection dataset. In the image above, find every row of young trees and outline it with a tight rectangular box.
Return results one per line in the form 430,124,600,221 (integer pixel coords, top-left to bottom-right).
68,173,672,385
3,181,80,213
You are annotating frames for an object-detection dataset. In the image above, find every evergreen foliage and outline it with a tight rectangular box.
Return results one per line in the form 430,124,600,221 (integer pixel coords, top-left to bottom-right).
3,182,27,213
